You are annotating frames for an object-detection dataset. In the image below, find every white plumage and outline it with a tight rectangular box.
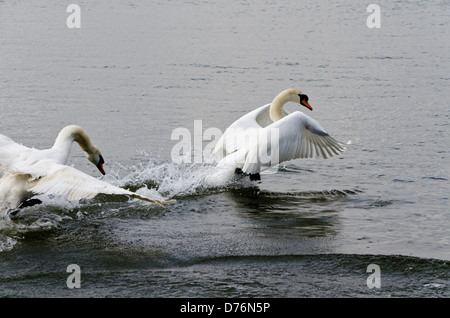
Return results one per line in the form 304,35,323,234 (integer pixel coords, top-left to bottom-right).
0,125,174,214
213,89,345,176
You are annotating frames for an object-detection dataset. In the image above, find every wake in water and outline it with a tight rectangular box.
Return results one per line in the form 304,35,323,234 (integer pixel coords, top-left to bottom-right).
102,159,254,198
0,158,360,252
0,159,246,216
0,159,242,251
0,158,243,217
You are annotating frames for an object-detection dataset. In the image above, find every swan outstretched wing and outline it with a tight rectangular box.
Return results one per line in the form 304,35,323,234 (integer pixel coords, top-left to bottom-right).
275,111,346,160
213,104,272,158
0,134,35,172
242,112,346,174
27,164,174,206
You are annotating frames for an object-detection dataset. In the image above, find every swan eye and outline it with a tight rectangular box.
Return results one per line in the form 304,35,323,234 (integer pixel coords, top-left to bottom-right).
298,94,308,102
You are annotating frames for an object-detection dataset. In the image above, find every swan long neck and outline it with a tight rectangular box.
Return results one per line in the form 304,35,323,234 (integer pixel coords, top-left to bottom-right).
51,125,96,164
269,89,302,122
269,94,288,122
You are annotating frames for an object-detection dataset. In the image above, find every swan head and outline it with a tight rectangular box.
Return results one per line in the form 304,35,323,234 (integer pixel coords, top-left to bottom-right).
285,89,312,111
298,93,312,111
275,89,313,111
86,147,106,175
52,125,107,175
270,89,313,122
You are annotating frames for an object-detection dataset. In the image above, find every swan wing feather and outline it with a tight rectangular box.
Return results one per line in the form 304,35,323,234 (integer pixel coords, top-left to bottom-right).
241,112,345,174
272,112,345,161
27,164,174,206
213,104,271,158
0,134,36,172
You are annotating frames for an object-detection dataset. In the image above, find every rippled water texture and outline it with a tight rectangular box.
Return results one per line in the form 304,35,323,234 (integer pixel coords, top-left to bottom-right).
0,0,449,297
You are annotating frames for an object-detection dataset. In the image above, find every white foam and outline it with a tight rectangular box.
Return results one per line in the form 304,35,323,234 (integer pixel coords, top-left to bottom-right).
106,159,240,198
0,159,245,252
0,235,17,252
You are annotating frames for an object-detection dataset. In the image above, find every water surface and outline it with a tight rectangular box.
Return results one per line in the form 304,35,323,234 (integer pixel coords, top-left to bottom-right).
0,0,449,297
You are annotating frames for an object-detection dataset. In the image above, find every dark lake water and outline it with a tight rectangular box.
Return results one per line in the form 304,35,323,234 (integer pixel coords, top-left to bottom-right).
0,0,449,298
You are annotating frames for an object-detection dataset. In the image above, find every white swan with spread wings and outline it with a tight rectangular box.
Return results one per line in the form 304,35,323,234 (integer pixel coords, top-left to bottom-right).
0,125,174,215
213,89,346,180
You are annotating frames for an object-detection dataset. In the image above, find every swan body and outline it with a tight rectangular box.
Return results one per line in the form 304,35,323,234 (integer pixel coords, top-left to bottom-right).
213,89,345,178
0,125,173,214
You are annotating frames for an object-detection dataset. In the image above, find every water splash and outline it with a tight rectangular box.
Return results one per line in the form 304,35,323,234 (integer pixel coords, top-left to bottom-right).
0,159,243,250
104,159,244,198
0,235,17,252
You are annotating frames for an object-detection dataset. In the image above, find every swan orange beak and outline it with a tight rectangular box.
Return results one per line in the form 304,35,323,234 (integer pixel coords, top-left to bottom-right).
301,100,313,111
96,155,106,175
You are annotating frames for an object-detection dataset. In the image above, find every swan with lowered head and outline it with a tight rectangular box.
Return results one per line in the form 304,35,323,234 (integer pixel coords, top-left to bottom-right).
213,89,346,180
0,125,174,215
